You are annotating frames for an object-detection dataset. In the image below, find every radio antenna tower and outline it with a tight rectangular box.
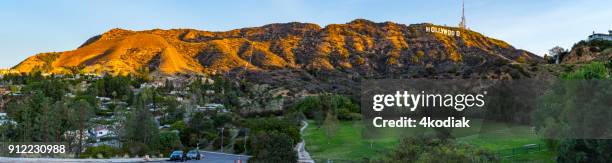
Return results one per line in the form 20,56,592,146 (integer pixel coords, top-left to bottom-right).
459,0,466,29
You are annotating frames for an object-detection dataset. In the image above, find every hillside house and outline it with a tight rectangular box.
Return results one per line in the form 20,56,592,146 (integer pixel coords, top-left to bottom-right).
0,112,16,125
140,81,164,88
0,87,10,96
92,125,111,138
588,30,612,41
89,125,121,147
195,103,227,113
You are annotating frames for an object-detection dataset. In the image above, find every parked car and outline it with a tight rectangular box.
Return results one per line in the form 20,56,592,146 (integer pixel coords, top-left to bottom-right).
169,150,186,161
186,149,202,160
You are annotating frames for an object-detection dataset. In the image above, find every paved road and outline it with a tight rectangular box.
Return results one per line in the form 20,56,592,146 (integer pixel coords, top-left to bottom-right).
0,157,166,162
163,151,250,163
0,151,248,163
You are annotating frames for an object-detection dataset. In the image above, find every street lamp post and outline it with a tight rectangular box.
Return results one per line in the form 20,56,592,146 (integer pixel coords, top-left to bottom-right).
220,127,225,152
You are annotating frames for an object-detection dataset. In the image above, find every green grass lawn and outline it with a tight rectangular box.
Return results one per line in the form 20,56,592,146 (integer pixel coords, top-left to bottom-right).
303,120,399,162
303,119,556,162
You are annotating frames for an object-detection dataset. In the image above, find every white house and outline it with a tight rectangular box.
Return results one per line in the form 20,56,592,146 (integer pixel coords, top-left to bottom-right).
0,113,16,125
0,87,10,96
588,30,612,41
96,96,112,102
195,103,228,113
92,125,111,138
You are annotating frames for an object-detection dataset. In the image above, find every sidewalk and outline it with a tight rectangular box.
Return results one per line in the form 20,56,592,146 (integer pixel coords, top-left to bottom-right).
0,157,166,163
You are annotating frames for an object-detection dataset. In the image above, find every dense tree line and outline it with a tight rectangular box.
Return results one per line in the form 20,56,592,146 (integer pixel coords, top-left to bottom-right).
291,94,360,124
244,117,300,163
532,61,612,162
120,89,160,156
0,72,304,161
2,75,96,158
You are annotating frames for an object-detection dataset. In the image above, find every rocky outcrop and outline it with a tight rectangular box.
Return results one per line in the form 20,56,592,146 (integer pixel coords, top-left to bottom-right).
562,40,612,64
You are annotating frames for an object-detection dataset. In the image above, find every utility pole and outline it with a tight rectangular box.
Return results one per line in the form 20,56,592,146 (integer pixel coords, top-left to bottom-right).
244,128,249,154
220,127,225,152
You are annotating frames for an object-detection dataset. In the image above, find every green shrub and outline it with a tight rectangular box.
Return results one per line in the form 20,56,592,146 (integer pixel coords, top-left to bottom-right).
158,131,183,154
375,136,498,163
233,138,251,154
245,117,300,143
81,145,120,158
212,135,231,150
561,62,609,80
250,131,297,163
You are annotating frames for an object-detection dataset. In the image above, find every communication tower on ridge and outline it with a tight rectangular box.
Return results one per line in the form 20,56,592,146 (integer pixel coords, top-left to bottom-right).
459,0,467,29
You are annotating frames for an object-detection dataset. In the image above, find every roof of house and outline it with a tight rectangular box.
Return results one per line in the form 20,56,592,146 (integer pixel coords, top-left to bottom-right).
94,125,109,132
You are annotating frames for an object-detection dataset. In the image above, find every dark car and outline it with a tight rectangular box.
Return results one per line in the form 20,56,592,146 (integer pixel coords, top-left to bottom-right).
169,150,186,161
186,149,202,160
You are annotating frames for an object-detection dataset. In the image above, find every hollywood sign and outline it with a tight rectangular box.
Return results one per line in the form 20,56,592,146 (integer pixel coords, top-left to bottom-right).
425,26,461,37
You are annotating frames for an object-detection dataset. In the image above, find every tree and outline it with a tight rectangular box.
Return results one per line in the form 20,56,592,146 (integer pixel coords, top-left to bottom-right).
51,99,75,142
361,123,380,149
323,112,338,144
94,75,131,99
158,131,183,154
122,94,159,156
181,112,215,147
39,96,55,142
292,96,323,127
556,139,612,162
164,79,174,92
549,46,568,64
250,131,297,163
71,99,94,158
5,91,64,142
20,79,67,101
292,94,360,123
6,99,31,141
160,98,184,125
244,117,300,143
0,119,17,142
212,113,234,128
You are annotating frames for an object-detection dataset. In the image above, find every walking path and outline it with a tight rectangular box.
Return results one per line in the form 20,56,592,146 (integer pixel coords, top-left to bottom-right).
297,120,315,163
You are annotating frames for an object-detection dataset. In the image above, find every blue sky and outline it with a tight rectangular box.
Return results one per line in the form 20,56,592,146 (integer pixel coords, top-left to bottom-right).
1,0,611,68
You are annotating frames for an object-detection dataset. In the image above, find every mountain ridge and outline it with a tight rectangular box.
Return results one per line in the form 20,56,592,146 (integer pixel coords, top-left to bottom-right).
12,19,542,77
